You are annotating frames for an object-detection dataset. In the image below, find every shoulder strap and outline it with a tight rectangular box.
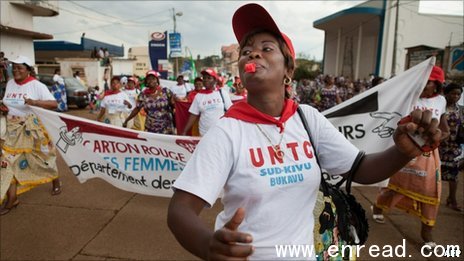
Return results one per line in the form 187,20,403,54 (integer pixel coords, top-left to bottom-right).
218,88,227,112
297,106,364,193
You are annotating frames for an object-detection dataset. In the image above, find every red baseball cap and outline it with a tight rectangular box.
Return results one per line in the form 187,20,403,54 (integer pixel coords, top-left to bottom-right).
128,77,138,84
201,68,219,80
429,66,445,83
232,3,295,60
146,70,161,78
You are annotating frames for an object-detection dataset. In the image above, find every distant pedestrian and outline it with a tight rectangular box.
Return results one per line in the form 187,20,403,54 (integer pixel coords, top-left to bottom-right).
51,68,67,112
171,75,190,102
439,82,464,212
372,76,385,87
319,75,341,111
187,77,203,103
104,48,110,66
0,51,10,99
181,68,232,136
98,47,104,59
88,86,100,114
122,77,140,129
97,76,132,126
123,70,175,134
74,71,85,86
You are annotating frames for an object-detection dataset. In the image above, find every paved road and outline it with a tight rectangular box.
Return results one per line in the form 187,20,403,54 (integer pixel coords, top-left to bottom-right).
1,107,463,260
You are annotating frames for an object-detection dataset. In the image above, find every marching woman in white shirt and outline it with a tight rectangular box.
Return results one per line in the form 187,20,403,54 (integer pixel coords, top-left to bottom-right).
171,75,191,102
97,76,132,127
373,66,450,249
167,3,444,260
122,77,140,129
181,68,232,136
0,56,60,215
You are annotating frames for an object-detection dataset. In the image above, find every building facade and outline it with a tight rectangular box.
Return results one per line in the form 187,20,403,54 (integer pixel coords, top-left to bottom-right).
314,0,463,80
221,44,239,77
128,46,151,77
0,0,58,63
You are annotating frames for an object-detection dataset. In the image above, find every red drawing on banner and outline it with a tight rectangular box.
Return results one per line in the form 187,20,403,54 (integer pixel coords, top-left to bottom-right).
176,139,200,153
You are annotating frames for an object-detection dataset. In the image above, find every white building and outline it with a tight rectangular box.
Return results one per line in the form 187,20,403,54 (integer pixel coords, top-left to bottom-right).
128,47,151,77
313,0,463,80
0,0,58,63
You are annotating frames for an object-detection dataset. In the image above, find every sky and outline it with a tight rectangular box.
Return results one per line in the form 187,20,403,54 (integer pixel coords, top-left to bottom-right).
33,1,463,61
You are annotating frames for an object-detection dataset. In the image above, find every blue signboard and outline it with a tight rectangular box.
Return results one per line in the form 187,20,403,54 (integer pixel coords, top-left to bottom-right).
148,31,168,79
169,33,182,58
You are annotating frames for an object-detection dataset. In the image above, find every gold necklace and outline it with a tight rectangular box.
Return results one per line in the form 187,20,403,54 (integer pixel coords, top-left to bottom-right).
256,123,285,160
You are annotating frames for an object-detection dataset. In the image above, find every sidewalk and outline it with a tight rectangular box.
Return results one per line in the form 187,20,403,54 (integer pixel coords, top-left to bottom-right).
1,119,463,260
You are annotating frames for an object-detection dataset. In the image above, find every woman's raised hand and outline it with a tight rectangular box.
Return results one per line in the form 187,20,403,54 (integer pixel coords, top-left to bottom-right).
394,109,442,158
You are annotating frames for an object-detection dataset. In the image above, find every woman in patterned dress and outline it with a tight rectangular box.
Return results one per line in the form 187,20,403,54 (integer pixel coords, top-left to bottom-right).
319,75,341,111
123,70,175,134
439,82,463,211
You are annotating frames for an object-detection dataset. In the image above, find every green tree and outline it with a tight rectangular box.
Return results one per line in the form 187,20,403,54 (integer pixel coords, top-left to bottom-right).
293,55,321,81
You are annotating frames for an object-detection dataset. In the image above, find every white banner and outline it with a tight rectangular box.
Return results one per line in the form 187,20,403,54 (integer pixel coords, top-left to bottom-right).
323,58,434,153
31,107,200,197
322,58,435,186
31,58,435,195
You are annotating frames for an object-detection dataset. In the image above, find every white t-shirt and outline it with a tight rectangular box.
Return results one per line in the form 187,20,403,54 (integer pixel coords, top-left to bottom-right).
100,92,130,114
189,89,233,136
53,74,64,85
3,79,55,117
123,88,139,112
174,104,359,260
170,84,191,99
413,95,446,120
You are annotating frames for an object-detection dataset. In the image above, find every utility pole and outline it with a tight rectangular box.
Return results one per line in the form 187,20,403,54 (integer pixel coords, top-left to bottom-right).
172,8,183,77
391,0,399,76
172,8,177,33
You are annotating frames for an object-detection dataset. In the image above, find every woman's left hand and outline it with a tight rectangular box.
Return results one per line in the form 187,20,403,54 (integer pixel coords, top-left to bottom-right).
24,97,38,106
393,109,442,158
123,100,132,109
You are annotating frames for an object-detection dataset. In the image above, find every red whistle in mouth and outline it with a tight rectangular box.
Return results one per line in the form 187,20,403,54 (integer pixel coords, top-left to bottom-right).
245,63,256,73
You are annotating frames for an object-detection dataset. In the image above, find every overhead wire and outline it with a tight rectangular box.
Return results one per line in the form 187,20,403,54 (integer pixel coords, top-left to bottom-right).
49,2,173,36
68,0,122,22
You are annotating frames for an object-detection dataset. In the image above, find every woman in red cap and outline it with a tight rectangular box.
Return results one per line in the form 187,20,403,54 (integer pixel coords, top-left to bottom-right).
96,76,132,126
230,77,247,103
123,70,175,134
181,68,232,136
168,4,444,260
373,66,449,249
122,77,140,129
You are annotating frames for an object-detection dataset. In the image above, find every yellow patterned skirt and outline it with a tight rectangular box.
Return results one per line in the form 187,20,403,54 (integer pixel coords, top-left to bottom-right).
376,149,441,226
0,114,58,202
131,108,146,131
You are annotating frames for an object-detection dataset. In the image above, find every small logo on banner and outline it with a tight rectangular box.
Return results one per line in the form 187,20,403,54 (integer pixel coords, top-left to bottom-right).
175,139,200,153
56,126,83,153
370,112,402,138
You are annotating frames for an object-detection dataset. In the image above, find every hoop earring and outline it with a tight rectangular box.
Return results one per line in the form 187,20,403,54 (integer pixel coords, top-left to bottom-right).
283,76,292,85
